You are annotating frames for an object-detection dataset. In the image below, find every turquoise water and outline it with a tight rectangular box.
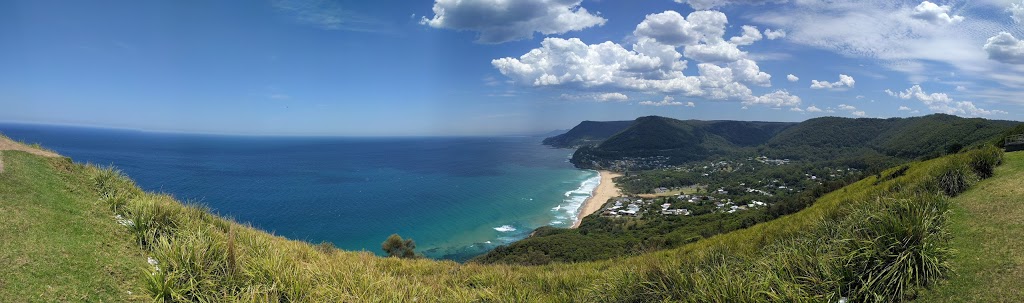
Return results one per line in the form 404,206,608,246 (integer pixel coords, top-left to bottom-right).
0,124,597,261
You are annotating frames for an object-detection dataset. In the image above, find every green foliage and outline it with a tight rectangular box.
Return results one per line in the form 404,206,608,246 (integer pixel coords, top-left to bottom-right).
571,114,1017,170
382,234,418,258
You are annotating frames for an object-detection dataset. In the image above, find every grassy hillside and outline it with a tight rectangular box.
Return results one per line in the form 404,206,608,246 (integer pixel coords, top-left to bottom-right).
1,136,1016,301
0,151,146,301
916,151,1024,302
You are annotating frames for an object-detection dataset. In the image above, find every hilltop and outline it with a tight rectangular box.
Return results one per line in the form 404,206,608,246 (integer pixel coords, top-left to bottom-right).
541,120,634,148
2,128,1021,301
558,114,1018,170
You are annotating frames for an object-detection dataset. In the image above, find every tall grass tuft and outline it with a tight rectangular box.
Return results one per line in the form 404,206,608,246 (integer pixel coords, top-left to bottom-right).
841,195,951,301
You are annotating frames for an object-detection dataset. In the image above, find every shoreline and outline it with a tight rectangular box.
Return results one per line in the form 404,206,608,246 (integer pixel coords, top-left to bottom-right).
572,170,622,228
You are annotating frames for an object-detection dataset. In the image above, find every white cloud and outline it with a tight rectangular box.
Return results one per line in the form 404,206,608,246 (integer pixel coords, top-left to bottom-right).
640,96,685,106
729,59,772,87
955,85,967,92
790,107,804,112
596,92,629,102
1011,1,1024,23
810,74,855,90
890,85,1004,116
910,1,964,24
745,90,801,107
673,0,785,10
983,32,1024,65
750,0,1024,90
764,29,786,40
560,92,630,102
898,106,912,111
633,10,727,47
729,25,763,46
421,0,606,44
836,104,866,117
686,101,696,107
806,105,823,112
786,74,799,82
493,10,799,108
684,41,745,62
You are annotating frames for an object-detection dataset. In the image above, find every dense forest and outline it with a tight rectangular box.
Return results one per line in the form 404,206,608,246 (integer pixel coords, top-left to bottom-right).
563,114,1019,170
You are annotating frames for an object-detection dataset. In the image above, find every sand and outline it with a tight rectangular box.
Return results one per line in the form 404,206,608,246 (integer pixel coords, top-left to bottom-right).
572,170,622,228
0,136,61,173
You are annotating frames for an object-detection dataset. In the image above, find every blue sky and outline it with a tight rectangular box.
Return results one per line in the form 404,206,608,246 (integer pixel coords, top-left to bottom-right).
1,0,1022,136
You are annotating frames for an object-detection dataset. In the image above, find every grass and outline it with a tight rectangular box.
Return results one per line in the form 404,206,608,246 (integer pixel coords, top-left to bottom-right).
0,151,146,301
0,142,1015,302
915,151,1024,302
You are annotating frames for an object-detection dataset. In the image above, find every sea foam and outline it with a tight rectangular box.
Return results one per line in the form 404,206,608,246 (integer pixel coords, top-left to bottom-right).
493,225,517,232
550,171,601,227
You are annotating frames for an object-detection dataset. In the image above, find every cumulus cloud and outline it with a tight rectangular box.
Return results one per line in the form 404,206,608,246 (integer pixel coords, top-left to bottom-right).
890,85,1006,116
838,104,857,111
745,90,801,107
640,96,685,106
729,25,763,46
633,10,728,47
493,9,798,108
852,111,867,117
806,105,823,112
983,32,1024,65
790,107,804,112
810,74,855,90
787,74,799,82
421,0,606,43
673,0,786,10
1011,1,1024,23
898,106,912,111
910,1,964,24
764,29,786,40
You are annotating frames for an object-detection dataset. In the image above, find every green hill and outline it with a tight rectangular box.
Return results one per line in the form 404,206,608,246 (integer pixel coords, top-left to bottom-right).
571,114,1018,170
2,130,1018,301
542,120,634,148
570,116,795,169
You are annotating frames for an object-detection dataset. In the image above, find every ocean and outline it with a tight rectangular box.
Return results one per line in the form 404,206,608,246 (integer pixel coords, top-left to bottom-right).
0,123,598,261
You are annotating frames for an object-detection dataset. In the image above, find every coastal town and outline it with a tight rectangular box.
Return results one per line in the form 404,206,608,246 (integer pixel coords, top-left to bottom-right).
586,156,863,221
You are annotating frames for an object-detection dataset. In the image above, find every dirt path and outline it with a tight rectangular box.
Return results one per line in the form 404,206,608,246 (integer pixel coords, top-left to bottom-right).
0,136,61,173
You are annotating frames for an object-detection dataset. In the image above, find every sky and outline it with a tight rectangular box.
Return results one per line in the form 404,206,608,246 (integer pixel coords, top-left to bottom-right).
1,0,1023,136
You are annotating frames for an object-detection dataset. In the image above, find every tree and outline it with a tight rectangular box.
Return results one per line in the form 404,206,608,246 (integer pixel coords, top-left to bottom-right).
381,234,417,258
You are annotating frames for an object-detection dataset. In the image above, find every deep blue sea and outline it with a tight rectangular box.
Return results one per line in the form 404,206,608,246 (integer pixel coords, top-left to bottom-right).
0,123,598,261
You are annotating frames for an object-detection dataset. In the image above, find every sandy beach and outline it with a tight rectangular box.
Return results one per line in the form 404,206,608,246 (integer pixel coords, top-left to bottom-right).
572,170,622,228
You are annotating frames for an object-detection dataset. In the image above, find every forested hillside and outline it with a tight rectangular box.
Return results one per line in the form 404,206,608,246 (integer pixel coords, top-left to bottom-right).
541,120,633,148
566,114,1018,170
